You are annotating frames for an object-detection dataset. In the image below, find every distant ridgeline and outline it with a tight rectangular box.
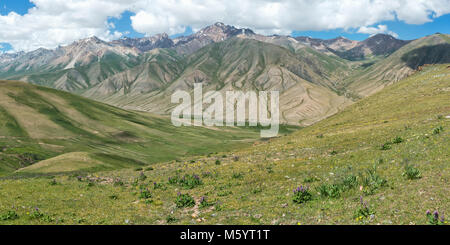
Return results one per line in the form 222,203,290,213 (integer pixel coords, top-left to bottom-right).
0,23,449,126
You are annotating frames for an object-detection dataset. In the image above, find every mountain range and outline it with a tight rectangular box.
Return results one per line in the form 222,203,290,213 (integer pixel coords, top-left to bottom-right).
1,22,449,125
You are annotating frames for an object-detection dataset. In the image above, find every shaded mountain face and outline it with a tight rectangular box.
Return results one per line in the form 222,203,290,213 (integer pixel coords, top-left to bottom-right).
333,34,410,60
401,43,450,69
363,34,410,55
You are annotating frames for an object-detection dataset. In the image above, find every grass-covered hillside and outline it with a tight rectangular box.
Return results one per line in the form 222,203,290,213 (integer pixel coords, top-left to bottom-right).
0,65,448,225
0,80,267,175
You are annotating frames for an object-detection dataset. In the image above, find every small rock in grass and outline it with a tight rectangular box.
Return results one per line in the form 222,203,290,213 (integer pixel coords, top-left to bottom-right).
253,214,262,219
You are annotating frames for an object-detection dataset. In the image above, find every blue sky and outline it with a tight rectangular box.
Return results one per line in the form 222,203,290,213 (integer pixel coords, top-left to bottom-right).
1,0,449,53
292,14,450,41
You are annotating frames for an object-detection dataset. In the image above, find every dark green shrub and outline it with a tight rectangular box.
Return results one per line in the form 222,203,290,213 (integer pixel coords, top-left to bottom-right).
340,175,358,190
175,193,195,208
138,172,147,181
179,174,202,189
0,210,19,221
166,215,178,223
426,210,446,225
232,172,243,179
109,194,118,200
199,196,214,208
361,166,387,195
433,126,444,135
29,208,54,222
139,188,152,199
168,174,202,189
380,143,391,150
49,179,57,186
402,164,421,180
292,186,313,204
317,183,342,198
153,182,165,190
354,197,374,221
392,137,404,144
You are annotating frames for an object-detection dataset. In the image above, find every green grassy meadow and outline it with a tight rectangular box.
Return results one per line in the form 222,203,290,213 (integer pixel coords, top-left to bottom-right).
0,80,276,176
0,65,449,225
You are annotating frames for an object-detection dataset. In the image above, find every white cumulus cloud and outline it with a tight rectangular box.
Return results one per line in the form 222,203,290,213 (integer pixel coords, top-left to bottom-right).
1,0,449,52
0,0,131,51
357,25,399,38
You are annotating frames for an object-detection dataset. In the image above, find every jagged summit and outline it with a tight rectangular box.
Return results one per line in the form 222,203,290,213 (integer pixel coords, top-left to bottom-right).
194,22,254,41
112,33,173,51
361,33,402,43
73,36,106,45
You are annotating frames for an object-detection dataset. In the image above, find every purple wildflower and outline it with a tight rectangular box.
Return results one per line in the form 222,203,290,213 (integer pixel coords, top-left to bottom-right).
433,210,439,220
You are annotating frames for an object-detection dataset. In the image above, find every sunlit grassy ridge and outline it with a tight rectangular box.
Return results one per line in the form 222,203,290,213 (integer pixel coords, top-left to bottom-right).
0,80,268,175
0,65,449,224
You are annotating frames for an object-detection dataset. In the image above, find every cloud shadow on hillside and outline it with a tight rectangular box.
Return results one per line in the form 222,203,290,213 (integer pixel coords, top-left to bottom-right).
401,43,450,69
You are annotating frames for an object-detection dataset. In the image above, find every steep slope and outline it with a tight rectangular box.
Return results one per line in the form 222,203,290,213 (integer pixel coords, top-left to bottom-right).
83,49,184,97
0,37,142,91
1,64,447,225
85,38,352,125
0,80,263,175
341,33,450,97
